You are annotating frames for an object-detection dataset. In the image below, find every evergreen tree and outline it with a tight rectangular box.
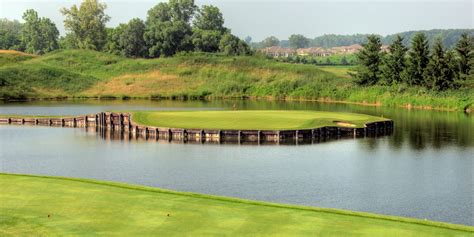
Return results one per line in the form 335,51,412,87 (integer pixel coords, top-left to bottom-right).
455,33,473,80
425,38,452,90
444,50,459,88
406,33,429,86
353,35,382,85
341,56,348,65
381,35,407,84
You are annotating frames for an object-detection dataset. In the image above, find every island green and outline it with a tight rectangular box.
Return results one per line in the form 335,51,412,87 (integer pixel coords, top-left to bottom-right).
129,110,388,130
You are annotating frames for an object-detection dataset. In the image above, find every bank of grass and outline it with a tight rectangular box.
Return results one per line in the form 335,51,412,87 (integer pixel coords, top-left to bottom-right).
130,110,388,130
1,173,472,236
0,50,37,67
0,50,472,111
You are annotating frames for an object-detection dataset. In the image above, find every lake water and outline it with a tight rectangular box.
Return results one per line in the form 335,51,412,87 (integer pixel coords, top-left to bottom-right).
0,100,472,226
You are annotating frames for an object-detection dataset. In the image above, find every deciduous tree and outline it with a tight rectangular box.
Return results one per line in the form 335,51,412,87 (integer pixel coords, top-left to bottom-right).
21,9,59,54
288,34,309,49
0,18,22,50
61,0,110,50
262,36,280,48
119,18,146,57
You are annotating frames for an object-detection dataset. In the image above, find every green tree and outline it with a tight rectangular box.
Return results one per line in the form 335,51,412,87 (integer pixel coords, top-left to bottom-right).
0,18,22,50
406,33,430,86
381,35,407,84
288,34,309,49
219,33,250,55
341,56,349,65
455,33,473,80
352,35,382,85
144,0,195,57
193,5,225,32
262,36,280,48
244,36,252,44
444,50,459,88
104,25,126,54
191,5,227,53
21,9,59,54
61,0,110,51
425,38,452,90
119,18,146,57
59,34,78,50
192,29,222,52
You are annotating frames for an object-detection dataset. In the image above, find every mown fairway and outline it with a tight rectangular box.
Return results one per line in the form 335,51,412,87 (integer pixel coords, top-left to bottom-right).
1,174,472,236
130,110,388,130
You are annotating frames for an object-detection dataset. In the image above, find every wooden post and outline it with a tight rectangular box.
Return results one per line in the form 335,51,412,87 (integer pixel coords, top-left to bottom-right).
21,118,25,124
295,130,299,145
200,130,204,143
218,130,222,144
48,119,52,126
277,131,280,144
95,114,99,127
35,118,39,125
85,115,89,128
238,130,241,144
8,118,11,124
168,129,172,141
257,130,261,145
73,118,77,127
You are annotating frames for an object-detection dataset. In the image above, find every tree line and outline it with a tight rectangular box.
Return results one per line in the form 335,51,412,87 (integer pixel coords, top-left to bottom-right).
253,29,474,49
0,0,250,57
352,33,473,91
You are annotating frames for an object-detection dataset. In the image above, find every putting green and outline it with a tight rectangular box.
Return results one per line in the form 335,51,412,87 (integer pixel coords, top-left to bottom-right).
0,174,472,236
130,110,389,130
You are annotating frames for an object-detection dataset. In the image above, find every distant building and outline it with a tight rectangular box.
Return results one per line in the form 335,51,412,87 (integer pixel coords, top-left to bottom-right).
260,44,389,58
259,46,296,57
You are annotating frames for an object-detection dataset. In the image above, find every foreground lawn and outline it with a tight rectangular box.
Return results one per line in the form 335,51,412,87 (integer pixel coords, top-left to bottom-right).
0,174,472,236
130,110,389,130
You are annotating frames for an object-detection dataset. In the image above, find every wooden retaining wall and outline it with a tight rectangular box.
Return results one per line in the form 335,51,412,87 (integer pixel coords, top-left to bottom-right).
0,112,394,145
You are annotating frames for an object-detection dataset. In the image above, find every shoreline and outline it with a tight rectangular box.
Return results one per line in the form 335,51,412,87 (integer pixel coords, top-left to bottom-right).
1,96,471,113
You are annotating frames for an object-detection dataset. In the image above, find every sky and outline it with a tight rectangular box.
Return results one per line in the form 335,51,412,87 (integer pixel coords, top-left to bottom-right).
1,0,472,41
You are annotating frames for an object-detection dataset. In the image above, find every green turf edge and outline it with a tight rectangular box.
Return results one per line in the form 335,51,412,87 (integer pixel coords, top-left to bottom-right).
126,110,392,130
2,172,472,233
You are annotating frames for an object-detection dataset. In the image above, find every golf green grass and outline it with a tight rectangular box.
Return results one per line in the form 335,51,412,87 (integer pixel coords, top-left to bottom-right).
130,110,389,130
1,173,472,236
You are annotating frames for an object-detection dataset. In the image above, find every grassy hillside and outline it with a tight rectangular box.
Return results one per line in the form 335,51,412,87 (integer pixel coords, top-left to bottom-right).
0,50,37,67
1,173,472,236
0,50,472,111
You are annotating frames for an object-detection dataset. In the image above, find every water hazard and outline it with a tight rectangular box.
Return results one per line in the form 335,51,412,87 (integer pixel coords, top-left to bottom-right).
0,100,472,225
